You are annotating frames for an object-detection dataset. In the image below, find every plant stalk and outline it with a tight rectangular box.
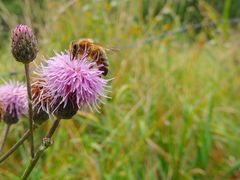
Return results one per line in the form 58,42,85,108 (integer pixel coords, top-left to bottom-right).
0,129,31,163
24,64,34,158
0,124,11,152
21,118,61,180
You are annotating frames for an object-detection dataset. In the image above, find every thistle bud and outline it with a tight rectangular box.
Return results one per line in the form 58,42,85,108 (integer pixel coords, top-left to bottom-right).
11,25,38,64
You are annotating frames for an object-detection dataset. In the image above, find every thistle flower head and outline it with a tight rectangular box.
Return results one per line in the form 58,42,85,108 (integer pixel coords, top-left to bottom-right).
0,81,28,124
11,24,38,64
36,52,109,119
31,80,50,124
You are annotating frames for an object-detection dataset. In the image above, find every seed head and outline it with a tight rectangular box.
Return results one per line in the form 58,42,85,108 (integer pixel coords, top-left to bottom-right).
31,80,50,124
11,24,38,64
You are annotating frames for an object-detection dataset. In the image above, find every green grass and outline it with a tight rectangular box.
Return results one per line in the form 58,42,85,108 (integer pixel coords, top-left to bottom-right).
0,0,240,179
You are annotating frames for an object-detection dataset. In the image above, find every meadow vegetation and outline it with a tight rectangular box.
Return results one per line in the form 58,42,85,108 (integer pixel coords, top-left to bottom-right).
0,0,239,179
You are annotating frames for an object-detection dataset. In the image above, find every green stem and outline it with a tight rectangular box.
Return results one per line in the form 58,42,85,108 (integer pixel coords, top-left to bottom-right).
46,118,61,138
21,118,61,180
0,124,11,152
0,129,31,163
24,64,34,158
21,145,46,180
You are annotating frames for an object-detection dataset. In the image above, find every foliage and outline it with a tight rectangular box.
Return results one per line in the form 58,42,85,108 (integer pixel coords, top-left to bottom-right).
0,0,240,179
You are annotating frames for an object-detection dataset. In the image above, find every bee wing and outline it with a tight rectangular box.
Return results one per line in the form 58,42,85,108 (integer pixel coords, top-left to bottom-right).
105,47,120,53
92,42,119,54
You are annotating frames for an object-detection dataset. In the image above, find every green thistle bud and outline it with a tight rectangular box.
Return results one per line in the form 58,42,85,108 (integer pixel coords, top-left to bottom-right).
11,25,38,64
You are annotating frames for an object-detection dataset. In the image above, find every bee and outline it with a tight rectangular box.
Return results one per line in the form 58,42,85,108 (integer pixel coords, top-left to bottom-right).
70,39,117,76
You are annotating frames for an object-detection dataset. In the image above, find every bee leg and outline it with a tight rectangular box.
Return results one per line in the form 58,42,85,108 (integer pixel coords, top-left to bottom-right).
91,51,98,62
84,44,89,55
71,54,75,61
96,52,100,62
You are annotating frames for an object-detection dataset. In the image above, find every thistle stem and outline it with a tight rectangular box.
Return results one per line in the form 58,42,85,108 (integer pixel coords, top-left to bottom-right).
0,129,31,163
0,124,11,152
21,118,61,180
24,64,34,158
46,118,61,138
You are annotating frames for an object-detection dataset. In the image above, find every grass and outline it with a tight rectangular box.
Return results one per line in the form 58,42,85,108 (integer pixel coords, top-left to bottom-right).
0,0,240,179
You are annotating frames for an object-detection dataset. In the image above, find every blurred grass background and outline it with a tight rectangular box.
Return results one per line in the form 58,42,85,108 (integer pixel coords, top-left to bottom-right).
0,0,240,179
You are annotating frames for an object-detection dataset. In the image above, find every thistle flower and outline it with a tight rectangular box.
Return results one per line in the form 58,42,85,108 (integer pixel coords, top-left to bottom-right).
11,24,38,64
35,52,109,119
0,81,28,124
31,80,50,124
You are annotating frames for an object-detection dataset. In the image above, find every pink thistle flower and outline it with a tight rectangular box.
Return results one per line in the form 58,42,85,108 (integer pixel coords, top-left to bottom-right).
35,52,109,119
0,81,28,124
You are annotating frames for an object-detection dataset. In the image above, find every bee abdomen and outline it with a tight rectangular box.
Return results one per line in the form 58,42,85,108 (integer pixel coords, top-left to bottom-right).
96,57,108,76
99,66,108,76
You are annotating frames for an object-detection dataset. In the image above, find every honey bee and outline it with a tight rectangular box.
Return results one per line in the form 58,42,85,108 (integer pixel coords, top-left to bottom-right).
70,39,117,76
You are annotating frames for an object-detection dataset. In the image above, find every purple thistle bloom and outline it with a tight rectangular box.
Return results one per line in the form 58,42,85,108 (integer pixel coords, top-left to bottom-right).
11,24,38,64
35,52,109,119
0,81,28,124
